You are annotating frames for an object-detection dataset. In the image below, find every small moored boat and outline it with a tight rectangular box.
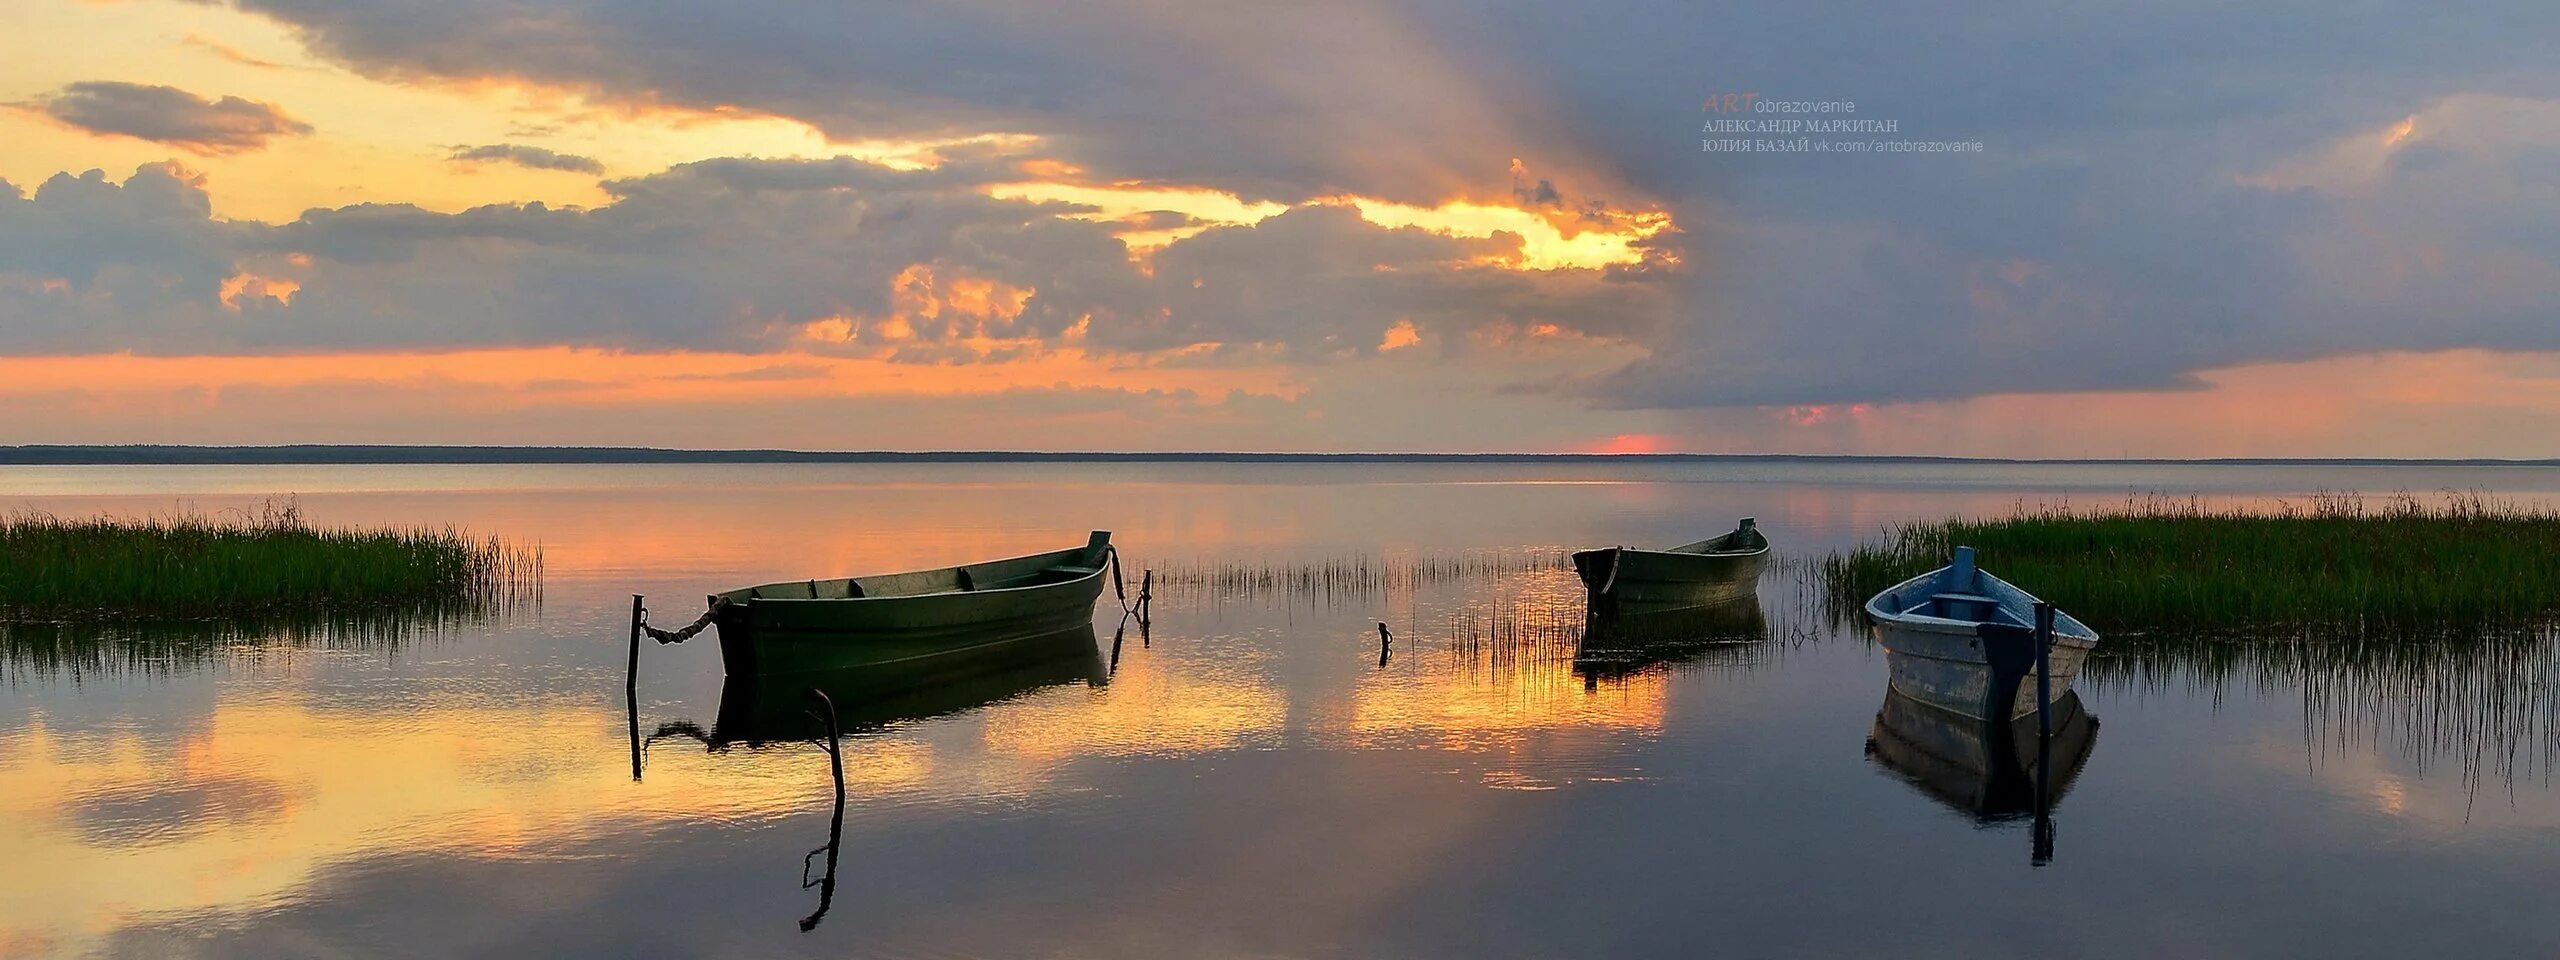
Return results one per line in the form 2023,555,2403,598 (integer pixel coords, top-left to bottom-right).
1864,546,2099,721
1572,518,1769,613
709,531,1114,676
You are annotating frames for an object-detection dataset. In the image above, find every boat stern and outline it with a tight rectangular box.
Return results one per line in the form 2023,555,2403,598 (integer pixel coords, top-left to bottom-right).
1571,547,1620,596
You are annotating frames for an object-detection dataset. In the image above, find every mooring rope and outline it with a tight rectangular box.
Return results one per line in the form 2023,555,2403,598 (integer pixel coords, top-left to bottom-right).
1109,545,1152,620
639,602,721,644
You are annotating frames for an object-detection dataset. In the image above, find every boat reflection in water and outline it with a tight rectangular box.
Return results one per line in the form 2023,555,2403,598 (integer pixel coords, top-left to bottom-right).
1866,685,2099,864
1573,599,1770,685
656,623,1106,931
709,623,1109,747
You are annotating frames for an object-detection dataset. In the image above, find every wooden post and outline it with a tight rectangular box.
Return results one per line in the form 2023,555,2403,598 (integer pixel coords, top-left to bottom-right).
2032,602,2054,741
626,594,644,781
1138,568,1154,624
2031,600,2056,866
801,689,846,932
1377,622,1392,668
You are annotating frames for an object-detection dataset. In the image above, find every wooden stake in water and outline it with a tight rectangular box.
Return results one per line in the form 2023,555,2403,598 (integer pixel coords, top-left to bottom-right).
2031,600,2056,865
625,594,644,781
1377,622,1392,668
801,689,847,932
2032,602,2055,739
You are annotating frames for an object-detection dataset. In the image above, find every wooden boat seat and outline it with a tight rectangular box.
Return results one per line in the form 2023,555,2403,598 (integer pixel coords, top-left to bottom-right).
1042,564,1099,577
1923,592,2004,619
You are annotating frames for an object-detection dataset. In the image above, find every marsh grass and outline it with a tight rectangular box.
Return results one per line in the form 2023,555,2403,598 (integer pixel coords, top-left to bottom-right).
2083,623,2560,793
0,500,541,623
1144,548,1573,604
1819,492,2560,631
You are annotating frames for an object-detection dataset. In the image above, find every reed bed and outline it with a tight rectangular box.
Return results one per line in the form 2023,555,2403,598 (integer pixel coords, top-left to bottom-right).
1819,492,2560,630
0,500,541,622
1143,548,1572,603
1443,590,1588,670
2083,623,2560,792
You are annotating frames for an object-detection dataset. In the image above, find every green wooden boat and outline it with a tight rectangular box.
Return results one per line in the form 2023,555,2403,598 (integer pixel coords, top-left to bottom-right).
709,531,1114,676
1572,517,1769,613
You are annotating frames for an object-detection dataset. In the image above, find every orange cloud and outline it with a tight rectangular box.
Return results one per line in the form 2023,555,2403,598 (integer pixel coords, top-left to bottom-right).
1378,320,1422,352
217,271,300,309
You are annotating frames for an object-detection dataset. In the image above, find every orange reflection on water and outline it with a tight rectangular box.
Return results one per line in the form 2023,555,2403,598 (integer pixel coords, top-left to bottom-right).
0,694,862,956
1345,654,1668,752
1342,582,1671,775
983,656,1288,763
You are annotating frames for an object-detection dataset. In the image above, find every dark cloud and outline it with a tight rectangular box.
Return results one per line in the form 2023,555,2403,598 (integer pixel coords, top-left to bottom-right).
219,0,1599,203
23,81,312,154
447,144,606,175
0,164,249,352
1384,1,2560,407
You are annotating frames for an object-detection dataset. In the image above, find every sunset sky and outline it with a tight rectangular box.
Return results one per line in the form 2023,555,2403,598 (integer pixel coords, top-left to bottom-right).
4,1,2558,456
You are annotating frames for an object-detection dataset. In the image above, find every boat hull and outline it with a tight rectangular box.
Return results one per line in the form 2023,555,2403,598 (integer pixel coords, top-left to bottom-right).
1872,616,2096,721
716,574,1106,676
1572,546,1766,612
710,534,1114,677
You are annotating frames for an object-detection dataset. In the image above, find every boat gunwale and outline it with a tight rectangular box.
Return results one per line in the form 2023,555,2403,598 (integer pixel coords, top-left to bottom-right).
740,563,1106,607
1863,564,2100,645
718,538,1110,607
1613,541,1771,562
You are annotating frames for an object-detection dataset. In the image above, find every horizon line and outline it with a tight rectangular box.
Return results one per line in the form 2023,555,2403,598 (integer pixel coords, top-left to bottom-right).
1,444,2555,467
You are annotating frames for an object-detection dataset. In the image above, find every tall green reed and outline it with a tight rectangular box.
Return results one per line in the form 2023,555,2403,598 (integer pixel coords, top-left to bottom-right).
0,499,541,621
1820,491,2560,630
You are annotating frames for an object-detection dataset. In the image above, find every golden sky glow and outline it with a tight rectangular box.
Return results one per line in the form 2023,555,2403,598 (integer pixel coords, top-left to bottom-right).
0,0,998,220
985,179,1672,269
0,347,1305,406
1335,196,1670,270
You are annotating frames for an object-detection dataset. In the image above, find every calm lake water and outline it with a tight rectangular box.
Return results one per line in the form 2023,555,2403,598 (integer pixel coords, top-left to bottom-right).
8,461,2560,959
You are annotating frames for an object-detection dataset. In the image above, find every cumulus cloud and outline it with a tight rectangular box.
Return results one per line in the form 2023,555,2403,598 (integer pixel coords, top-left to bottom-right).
0,158,1673,362
21,81,312,154
446,144,606,175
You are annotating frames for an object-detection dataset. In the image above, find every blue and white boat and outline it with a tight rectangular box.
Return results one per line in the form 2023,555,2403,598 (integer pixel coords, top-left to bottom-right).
1864,547,2100,721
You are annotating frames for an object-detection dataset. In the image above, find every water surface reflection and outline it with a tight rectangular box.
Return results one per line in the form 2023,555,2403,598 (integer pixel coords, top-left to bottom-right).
5,461,2560,957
